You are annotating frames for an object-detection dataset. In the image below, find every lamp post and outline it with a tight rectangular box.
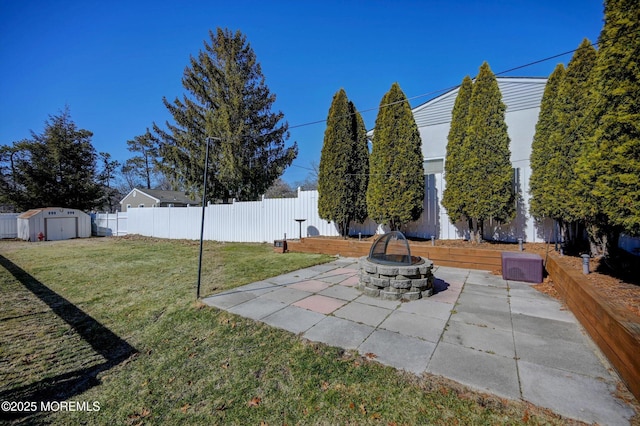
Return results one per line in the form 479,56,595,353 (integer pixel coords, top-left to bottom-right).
197,136,220,300
294,218,306,240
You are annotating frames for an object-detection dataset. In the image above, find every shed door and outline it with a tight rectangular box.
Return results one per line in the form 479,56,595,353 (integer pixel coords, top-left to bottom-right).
45,217,77,240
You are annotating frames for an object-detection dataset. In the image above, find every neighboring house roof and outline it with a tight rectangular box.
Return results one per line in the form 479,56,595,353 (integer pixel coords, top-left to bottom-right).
120,188,199,205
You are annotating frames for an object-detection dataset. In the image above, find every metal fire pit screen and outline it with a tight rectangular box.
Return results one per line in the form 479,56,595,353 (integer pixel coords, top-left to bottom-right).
368,231,415,265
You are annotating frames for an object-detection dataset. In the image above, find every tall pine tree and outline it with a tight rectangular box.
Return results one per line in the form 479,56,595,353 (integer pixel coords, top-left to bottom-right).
575,0,640,255
155,28,297,202
529,63,566,221
546,39,597,245
462,62,513,241
318,89,369,236
442,76,473,224
0,107,102,211
98,152,121,212
125,128,160,190
367,83,424,231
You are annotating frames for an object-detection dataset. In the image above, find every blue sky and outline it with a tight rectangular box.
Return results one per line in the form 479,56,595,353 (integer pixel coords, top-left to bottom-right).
1,0,604,186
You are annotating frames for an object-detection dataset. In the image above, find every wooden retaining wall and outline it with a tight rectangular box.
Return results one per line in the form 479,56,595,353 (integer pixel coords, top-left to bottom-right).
545,255,640,402
285,238,502,270
287,237,640,401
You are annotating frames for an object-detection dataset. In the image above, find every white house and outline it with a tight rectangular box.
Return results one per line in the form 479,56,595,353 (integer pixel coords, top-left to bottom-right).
417,77,548,242
352,77,550,242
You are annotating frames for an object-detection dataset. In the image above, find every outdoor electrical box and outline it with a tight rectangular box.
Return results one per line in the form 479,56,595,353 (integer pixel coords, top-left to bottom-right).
273,240,287,253
501,252,543,283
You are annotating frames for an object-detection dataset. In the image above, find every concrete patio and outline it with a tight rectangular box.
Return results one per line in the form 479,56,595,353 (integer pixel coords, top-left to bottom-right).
203,257,637,425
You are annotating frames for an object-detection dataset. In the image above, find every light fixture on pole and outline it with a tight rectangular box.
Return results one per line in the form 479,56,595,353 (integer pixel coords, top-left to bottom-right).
197,136,220,300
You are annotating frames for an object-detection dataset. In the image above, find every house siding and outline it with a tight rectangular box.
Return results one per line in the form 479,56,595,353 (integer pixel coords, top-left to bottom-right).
120,191,158,212
352,77,550,242
418,77,548,242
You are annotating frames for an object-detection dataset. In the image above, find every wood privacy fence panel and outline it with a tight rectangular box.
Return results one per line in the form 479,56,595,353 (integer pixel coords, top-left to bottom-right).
0,214,19,238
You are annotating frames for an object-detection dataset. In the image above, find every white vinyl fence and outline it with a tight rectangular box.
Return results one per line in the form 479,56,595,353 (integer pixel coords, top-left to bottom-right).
0,213,19,238
126,189,341,242
112,184,535,243
92,212,128,236
93,186,640,251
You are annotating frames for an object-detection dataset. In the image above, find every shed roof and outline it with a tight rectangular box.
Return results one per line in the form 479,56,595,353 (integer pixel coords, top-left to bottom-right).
17,207,88,219
18,209,42,219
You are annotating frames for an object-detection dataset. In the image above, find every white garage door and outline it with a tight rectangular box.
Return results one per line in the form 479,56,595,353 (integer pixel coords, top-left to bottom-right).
45,217,77,241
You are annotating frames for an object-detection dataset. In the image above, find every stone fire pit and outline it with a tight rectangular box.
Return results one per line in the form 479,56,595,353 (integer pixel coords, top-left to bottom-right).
358,231,434,301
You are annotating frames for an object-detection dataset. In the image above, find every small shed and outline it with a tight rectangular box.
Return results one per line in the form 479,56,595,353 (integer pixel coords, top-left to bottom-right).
17,208,91,242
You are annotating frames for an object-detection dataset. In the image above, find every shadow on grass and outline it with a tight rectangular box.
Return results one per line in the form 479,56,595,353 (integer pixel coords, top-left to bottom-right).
0,254,137,422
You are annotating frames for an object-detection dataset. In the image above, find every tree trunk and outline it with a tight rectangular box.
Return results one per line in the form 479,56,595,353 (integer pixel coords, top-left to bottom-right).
604,226,622,259
342,220,349,239
470,218,483,244
586,223,606,258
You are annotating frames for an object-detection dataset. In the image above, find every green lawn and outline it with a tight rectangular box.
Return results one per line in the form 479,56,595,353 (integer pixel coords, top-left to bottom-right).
0,237,568,425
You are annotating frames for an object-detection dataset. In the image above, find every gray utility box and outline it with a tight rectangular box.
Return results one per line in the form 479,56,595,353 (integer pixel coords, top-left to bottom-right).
501,252,543,283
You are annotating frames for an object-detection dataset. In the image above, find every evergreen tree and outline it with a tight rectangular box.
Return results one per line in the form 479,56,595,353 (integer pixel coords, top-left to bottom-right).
367,83,424,230
0,143,26,209
155,28,297,202
529,63,566,221
575,0,640,254
351,103,370,223
442,76,473,223
0,142,21,209
546,39,597,244
318,89,369,236
462,62,513,241
98,152,121,212
125,128,160,190
0,107,103,211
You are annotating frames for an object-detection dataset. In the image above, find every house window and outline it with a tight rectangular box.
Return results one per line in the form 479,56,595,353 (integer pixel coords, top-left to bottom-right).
126,204,131,209
423,158,444,175
138,204,145,208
